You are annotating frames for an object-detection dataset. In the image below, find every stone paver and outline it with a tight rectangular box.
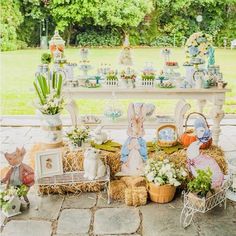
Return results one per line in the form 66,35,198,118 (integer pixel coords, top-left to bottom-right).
94,208,140,235
2,220,52,236
63,193,96,209
57,209,92,234
224,151,236,160
56,234,89,236
140,199,198,236
97,235,141,236
196,202,236,236
13,193,64,221
97,192,126,208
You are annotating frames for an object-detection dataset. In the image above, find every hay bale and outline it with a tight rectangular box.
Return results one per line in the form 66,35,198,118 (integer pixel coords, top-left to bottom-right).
109,180,127,201
28,143,121,178
149,145,227,175
125,187,147,206
38,182,104,194
28,143,121,195
121,176,146,188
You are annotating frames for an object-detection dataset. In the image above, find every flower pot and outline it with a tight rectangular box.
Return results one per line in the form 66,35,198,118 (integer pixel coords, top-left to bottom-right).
121,79,135,88
148,183,176,203
69,140,84,151
2,196,21,217
39,113,63,148
187,192,206,210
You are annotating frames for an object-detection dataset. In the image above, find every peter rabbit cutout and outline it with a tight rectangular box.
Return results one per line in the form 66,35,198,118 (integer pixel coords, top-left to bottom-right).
121,103,148,176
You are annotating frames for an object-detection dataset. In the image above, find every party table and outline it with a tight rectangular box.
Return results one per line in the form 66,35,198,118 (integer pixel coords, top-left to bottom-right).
63,87,231,145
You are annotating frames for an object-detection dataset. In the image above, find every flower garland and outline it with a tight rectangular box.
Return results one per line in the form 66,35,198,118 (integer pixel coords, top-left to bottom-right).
185,32,212,58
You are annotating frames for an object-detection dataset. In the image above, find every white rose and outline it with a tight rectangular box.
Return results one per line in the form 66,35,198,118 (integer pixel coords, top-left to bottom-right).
146,172,154,182
3,195,10,201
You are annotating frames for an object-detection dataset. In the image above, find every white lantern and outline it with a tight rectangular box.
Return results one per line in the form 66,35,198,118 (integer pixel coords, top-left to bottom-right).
226,156,236,201
196,15,203,23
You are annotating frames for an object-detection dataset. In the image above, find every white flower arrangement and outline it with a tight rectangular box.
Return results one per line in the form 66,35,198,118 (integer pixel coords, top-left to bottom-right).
34,90,65,115
0,185,28,211
185,32,212,59
144,158,188,187
66,126,90,146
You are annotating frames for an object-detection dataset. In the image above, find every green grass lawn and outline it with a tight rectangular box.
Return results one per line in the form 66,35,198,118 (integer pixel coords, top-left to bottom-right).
0,48,235,115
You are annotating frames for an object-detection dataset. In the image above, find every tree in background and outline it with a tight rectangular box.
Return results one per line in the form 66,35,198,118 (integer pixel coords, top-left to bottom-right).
0,0,25,51
1,0,236,50
17,0,54,47
50,0,153,45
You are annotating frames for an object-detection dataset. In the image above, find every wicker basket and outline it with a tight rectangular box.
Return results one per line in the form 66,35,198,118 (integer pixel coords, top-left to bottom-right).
157,124,178,147
180,112,212,149
148,183,176,203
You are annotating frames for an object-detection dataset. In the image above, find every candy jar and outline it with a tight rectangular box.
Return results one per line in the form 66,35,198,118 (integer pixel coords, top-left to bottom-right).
49,30,65,56
104,96,123,121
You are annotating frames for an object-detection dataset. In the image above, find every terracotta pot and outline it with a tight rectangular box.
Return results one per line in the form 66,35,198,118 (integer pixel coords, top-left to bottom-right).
148,183,176,203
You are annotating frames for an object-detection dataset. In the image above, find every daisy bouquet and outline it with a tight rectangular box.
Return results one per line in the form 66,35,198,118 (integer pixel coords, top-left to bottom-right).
66,126,90,146
145,158,188,186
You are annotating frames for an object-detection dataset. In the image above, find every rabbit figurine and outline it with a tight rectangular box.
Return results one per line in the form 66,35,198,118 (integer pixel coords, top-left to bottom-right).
83,147,106,180
92,125,108,145
1,147,34,206
187,141,224,188
121,103,148,175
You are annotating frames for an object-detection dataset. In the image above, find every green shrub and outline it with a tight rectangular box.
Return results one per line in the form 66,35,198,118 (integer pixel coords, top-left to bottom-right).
150,35,174,47
76,28,122,47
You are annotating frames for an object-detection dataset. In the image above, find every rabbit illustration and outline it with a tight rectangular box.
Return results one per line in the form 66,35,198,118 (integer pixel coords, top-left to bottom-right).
121,103,148,175
1,147,34,206
83,147,106,180
187,141,224,188
92,125,108,145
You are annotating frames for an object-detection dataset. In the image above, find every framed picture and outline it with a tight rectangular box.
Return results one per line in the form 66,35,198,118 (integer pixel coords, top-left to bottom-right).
35,149,63,179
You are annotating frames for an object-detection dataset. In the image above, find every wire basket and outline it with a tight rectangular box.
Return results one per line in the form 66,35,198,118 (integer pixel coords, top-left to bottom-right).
180,180,230,228
157,124,178,147
180,112,212,149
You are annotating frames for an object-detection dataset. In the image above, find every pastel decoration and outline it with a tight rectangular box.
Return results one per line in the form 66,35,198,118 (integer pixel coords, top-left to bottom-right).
121,103,148,175
187,141,224,188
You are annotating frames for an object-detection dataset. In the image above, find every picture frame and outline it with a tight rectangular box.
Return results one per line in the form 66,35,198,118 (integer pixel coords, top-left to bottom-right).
35,149,63,179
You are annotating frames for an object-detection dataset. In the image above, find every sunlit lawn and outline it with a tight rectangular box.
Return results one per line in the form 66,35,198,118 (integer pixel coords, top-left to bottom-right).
0,48,235,115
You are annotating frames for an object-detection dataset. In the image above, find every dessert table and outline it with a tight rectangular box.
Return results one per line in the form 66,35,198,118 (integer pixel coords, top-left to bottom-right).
63,87,231,146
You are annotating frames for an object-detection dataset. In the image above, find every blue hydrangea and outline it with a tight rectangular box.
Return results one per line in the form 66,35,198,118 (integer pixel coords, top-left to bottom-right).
189,46,199,56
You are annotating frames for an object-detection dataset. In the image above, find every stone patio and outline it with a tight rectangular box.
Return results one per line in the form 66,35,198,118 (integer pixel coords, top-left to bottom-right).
0,125,236,236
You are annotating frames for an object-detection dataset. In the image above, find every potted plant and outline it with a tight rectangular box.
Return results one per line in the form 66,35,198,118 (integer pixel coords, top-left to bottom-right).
120,67,136,88
187,168,213,208
105,70,119,87
145,158,187,203
33,73,65,147
106,70,118,81
0,185,28,217
66,126,90,150
141,71,156,81
41,53,52,65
